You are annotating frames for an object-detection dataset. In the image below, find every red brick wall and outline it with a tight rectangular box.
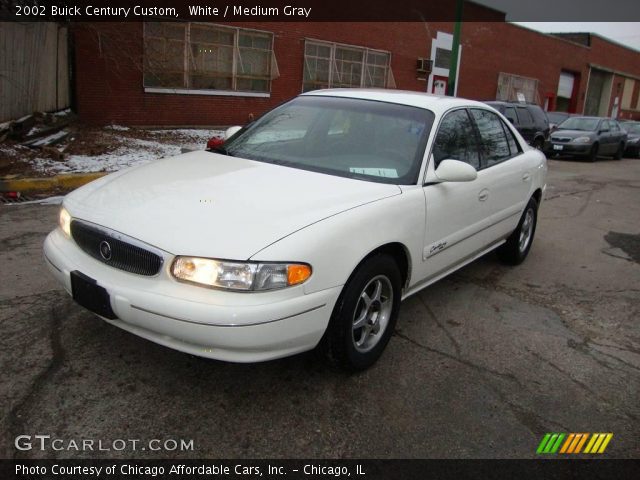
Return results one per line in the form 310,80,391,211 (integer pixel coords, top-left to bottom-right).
73,22,436,126
457,23,590,108
73,22,640,125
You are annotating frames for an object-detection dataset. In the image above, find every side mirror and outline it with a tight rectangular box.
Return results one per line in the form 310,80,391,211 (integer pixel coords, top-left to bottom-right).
434,159,478,182
224,126,242,140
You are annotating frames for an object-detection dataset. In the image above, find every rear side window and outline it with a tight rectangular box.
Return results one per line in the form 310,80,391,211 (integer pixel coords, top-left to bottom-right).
432,109,481,170
504,123,522,156
470,109,512,167
504,107,517,124
516,107,534,125
529,106,549,126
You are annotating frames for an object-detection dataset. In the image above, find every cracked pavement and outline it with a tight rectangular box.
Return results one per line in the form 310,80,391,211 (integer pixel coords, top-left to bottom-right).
1,158,639,459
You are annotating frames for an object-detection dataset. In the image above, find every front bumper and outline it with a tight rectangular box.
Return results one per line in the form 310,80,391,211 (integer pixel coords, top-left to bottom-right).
624,143,639,156
544,141,593,156
44,228,341,362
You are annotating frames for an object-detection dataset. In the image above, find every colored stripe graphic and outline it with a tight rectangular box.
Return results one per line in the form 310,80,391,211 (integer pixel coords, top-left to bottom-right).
537,433,565,454
597,434,614,453
559,433,575,453
537,433,613,454
584,433,614,454
536,434,551,454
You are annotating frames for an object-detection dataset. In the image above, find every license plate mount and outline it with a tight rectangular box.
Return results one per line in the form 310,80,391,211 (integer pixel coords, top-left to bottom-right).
70,271,117,319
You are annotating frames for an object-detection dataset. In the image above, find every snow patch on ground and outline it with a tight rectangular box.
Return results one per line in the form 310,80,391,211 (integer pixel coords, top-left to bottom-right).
105,124,130,131
32,128,225,174
149,129,219,140
33,138,179,174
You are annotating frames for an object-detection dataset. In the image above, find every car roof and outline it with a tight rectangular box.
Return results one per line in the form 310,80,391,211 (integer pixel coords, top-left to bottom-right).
301,88,491,114
485,101,539,108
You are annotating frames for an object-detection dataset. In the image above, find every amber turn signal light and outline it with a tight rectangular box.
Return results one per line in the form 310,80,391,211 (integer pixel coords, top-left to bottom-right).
287,264,312,285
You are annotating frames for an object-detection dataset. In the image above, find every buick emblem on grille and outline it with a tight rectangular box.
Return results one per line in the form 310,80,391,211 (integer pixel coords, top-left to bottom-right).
99,240,112,261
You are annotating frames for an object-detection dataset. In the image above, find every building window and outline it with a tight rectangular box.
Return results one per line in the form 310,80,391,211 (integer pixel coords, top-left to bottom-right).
496,72,540,104
144,22,277,94
303,40,394,92
434,47,451,70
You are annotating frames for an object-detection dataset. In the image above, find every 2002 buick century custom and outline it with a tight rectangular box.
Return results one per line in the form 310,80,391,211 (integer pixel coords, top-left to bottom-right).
44,89,546,370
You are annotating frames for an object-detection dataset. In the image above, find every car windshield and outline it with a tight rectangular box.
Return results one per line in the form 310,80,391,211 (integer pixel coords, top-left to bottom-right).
547,112,569,123
557,117,600,131
220,96,435,185
622,123,640,134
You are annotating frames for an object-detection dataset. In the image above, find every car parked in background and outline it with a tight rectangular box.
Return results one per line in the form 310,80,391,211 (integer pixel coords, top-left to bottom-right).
485,101,549,149
621,121,640,158
44,90,546,370
546,111,575,130
545,116,627,161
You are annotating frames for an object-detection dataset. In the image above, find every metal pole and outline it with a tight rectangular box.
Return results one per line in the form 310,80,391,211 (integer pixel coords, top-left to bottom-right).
447,0,463,96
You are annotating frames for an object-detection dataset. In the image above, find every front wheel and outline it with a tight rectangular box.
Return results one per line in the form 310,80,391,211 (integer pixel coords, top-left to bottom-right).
324,254,402,371
497,197,538,265
532,137,544,150
614,143,624,160
588,143,599,162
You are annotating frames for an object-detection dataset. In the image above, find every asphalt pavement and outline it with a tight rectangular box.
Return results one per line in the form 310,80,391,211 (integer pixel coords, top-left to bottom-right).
1,158,639,459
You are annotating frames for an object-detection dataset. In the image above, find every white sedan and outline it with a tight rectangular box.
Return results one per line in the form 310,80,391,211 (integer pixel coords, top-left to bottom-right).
44,89,546,370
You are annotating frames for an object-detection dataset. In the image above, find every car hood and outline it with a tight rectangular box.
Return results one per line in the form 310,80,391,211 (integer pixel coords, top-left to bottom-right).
551,129,595,139
65,151,402,259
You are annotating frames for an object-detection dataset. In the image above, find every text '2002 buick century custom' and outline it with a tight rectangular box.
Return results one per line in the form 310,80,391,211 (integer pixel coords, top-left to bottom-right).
44,89,546,370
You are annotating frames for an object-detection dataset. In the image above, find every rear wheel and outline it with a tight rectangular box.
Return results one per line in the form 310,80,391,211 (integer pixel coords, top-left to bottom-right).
588,143,599,162
324,254,402,371
498,197,538,265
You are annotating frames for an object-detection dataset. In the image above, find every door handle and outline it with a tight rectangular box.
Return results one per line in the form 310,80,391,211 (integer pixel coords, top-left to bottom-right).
478,189,489,202
522,172,531,182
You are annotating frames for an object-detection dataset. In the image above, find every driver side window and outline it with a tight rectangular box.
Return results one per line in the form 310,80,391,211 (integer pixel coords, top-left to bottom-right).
432,109,480,169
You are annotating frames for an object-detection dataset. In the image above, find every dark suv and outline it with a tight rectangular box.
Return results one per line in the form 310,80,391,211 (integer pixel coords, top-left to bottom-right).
485,101,550,149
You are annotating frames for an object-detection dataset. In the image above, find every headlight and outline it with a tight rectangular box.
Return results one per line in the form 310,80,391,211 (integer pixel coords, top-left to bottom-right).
59,207,71,237
171,256,312,291
628,137,639,144
572,136,592,143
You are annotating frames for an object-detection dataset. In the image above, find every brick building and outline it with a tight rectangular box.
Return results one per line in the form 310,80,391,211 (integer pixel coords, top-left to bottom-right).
71,18,640,126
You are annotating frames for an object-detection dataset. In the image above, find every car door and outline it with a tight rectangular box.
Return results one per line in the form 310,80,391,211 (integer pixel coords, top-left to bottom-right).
516,107,535,144
469,108,533,241
610,121,625,150
418,108,493,284
599,120,613,154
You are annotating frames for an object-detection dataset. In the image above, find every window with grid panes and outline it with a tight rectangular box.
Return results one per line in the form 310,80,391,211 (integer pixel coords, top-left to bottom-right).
303,40,392,92
144,22,275,94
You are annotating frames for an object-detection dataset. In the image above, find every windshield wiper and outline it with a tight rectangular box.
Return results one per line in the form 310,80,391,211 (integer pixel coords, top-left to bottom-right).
211,146,234,157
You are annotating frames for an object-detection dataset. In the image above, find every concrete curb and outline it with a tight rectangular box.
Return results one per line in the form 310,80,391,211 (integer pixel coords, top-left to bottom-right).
0,172,107,193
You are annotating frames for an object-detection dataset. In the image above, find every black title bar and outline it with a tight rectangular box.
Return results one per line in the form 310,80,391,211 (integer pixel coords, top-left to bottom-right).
2,0,640,22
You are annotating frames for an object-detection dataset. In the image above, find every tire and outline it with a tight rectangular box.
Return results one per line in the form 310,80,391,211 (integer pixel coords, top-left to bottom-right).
497,197,538,265
614,143,624,160
587,143,599,162
532,137,544,150
324,254,402,371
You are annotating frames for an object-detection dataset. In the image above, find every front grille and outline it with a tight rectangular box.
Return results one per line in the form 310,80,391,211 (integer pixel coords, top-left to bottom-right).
551,137,571,143
70,220,163,276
